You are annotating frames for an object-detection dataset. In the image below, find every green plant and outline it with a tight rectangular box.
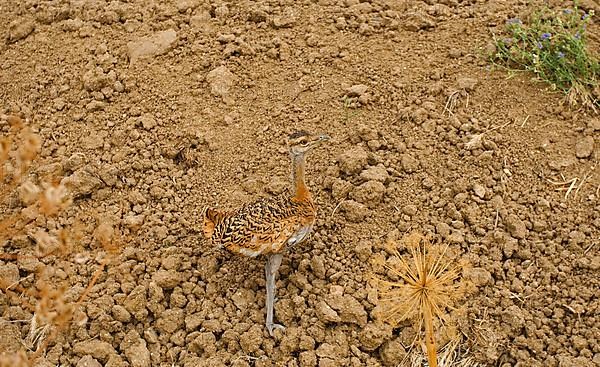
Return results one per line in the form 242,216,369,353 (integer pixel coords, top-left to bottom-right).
491,6,599,110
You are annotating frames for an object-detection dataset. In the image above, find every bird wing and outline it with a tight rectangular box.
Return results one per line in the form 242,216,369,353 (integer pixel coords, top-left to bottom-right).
208,195,314,257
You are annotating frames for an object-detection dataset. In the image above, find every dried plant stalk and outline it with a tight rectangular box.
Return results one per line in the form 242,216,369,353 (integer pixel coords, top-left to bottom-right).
375,232,467,367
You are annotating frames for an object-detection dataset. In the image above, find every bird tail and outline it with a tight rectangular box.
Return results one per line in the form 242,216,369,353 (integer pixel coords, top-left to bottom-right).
201,207,226,241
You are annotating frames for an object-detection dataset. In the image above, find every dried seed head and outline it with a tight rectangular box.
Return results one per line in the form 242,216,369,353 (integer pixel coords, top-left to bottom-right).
39,183,70,216
17,130,41,164
17,180,41,205
32,230,59,257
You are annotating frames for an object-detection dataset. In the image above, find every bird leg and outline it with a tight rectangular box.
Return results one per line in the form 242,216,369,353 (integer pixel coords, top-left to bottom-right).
265,253,284,336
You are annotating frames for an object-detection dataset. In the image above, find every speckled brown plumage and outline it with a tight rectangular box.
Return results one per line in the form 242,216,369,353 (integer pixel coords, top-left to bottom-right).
201,131,329,336
203,193,316,257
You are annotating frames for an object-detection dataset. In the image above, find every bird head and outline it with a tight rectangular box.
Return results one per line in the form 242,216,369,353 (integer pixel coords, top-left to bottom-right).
288,131,330,156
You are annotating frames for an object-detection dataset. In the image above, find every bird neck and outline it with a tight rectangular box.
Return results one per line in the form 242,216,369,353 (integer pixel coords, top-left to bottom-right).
291,152,310,201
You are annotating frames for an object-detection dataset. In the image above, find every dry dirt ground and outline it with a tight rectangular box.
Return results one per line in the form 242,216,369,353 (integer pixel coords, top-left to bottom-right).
1,0,599,366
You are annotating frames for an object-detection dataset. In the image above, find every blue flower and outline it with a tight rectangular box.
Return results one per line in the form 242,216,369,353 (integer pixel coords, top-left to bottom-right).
582,13,589,20
536,41,543,49
574,31,581,40
557,51,565,58
563,9,573,15
540,33,551,40
506,18,522,26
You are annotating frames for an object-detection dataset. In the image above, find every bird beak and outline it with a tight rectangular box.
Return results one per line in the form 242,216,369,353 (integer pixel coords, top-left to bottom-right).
318,134,331,142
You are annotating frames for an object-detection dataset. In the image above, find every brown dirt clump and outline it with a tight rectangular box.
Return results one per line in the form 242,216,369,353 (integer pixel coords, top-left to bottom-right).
1,0,599,366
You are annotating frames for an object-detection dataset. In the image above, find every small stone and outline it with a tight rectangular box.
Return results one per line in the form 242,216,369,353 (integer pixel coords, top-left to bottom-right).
73,340,116,363
400,154,419,172
463,267,492,287
64,152,87,172
358,322,392,351
549,156,577,170
359,165,389,183
61,169,103,199
331,179,353,200
231,288,255,310
189,332,217,356
345,84,368,97
299,351,317,367
311,256,326,279
120,330,150,367
575,136,594,158
0,321,21,354
239,325,263,353
127,29,177,65
326,293,367,326
138,114,157,130
402,11,435,31
7,18,35,43
112,305,131,322
447,231,464,244
152,270,181,289
17,180,40,205
316,300,341,323
206,66,235,99
457,77,478,91
123,214,145,230
505,214,527,239
0,263,19,286
76,356,102,367
354,241,372,262
472,183,486,198
124,285,148,320
436,222,451,238
156,309,184,334
379,338,407,366
338,147,368,175
341,200,368,223
502,305,525,330
351,181,385,208
402,204,417,217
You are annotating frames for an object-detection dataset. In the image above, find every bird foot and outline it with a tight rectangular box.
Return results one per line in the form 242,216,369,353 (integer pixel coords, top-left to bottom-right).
266,322,285,337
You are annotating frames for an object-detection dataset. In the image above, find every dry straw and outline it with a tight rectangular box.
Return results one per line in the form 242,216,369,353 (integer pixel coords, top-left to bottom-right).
374,232,469,367
0,114,120,365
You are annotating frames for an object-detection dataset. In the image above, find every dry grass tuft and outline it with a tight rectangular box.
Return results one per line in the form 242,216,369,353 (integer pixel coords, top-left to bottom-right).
373,232,469,367
0,114,121,365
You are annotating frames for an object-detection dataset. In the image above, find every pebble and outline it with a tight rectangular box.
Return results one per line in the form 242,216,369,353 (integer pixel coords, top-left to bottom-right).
206,66,236,100
152,270,181,289
345,84,368,97
358,322,392,351
156,309,184,334
575,136,594,158
127,29,177,65
316,300,341,323
379,338,407,366
120,330,151,367
505,214,527,239
60,169,103,199
457,76,478,91
472,183,486,198
359,165,389,183
351,181,385,208
76,356,102,367
400,154,419,172
338,147,368,175
139,114,157,130
7,18,35,43
73,340,116,363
